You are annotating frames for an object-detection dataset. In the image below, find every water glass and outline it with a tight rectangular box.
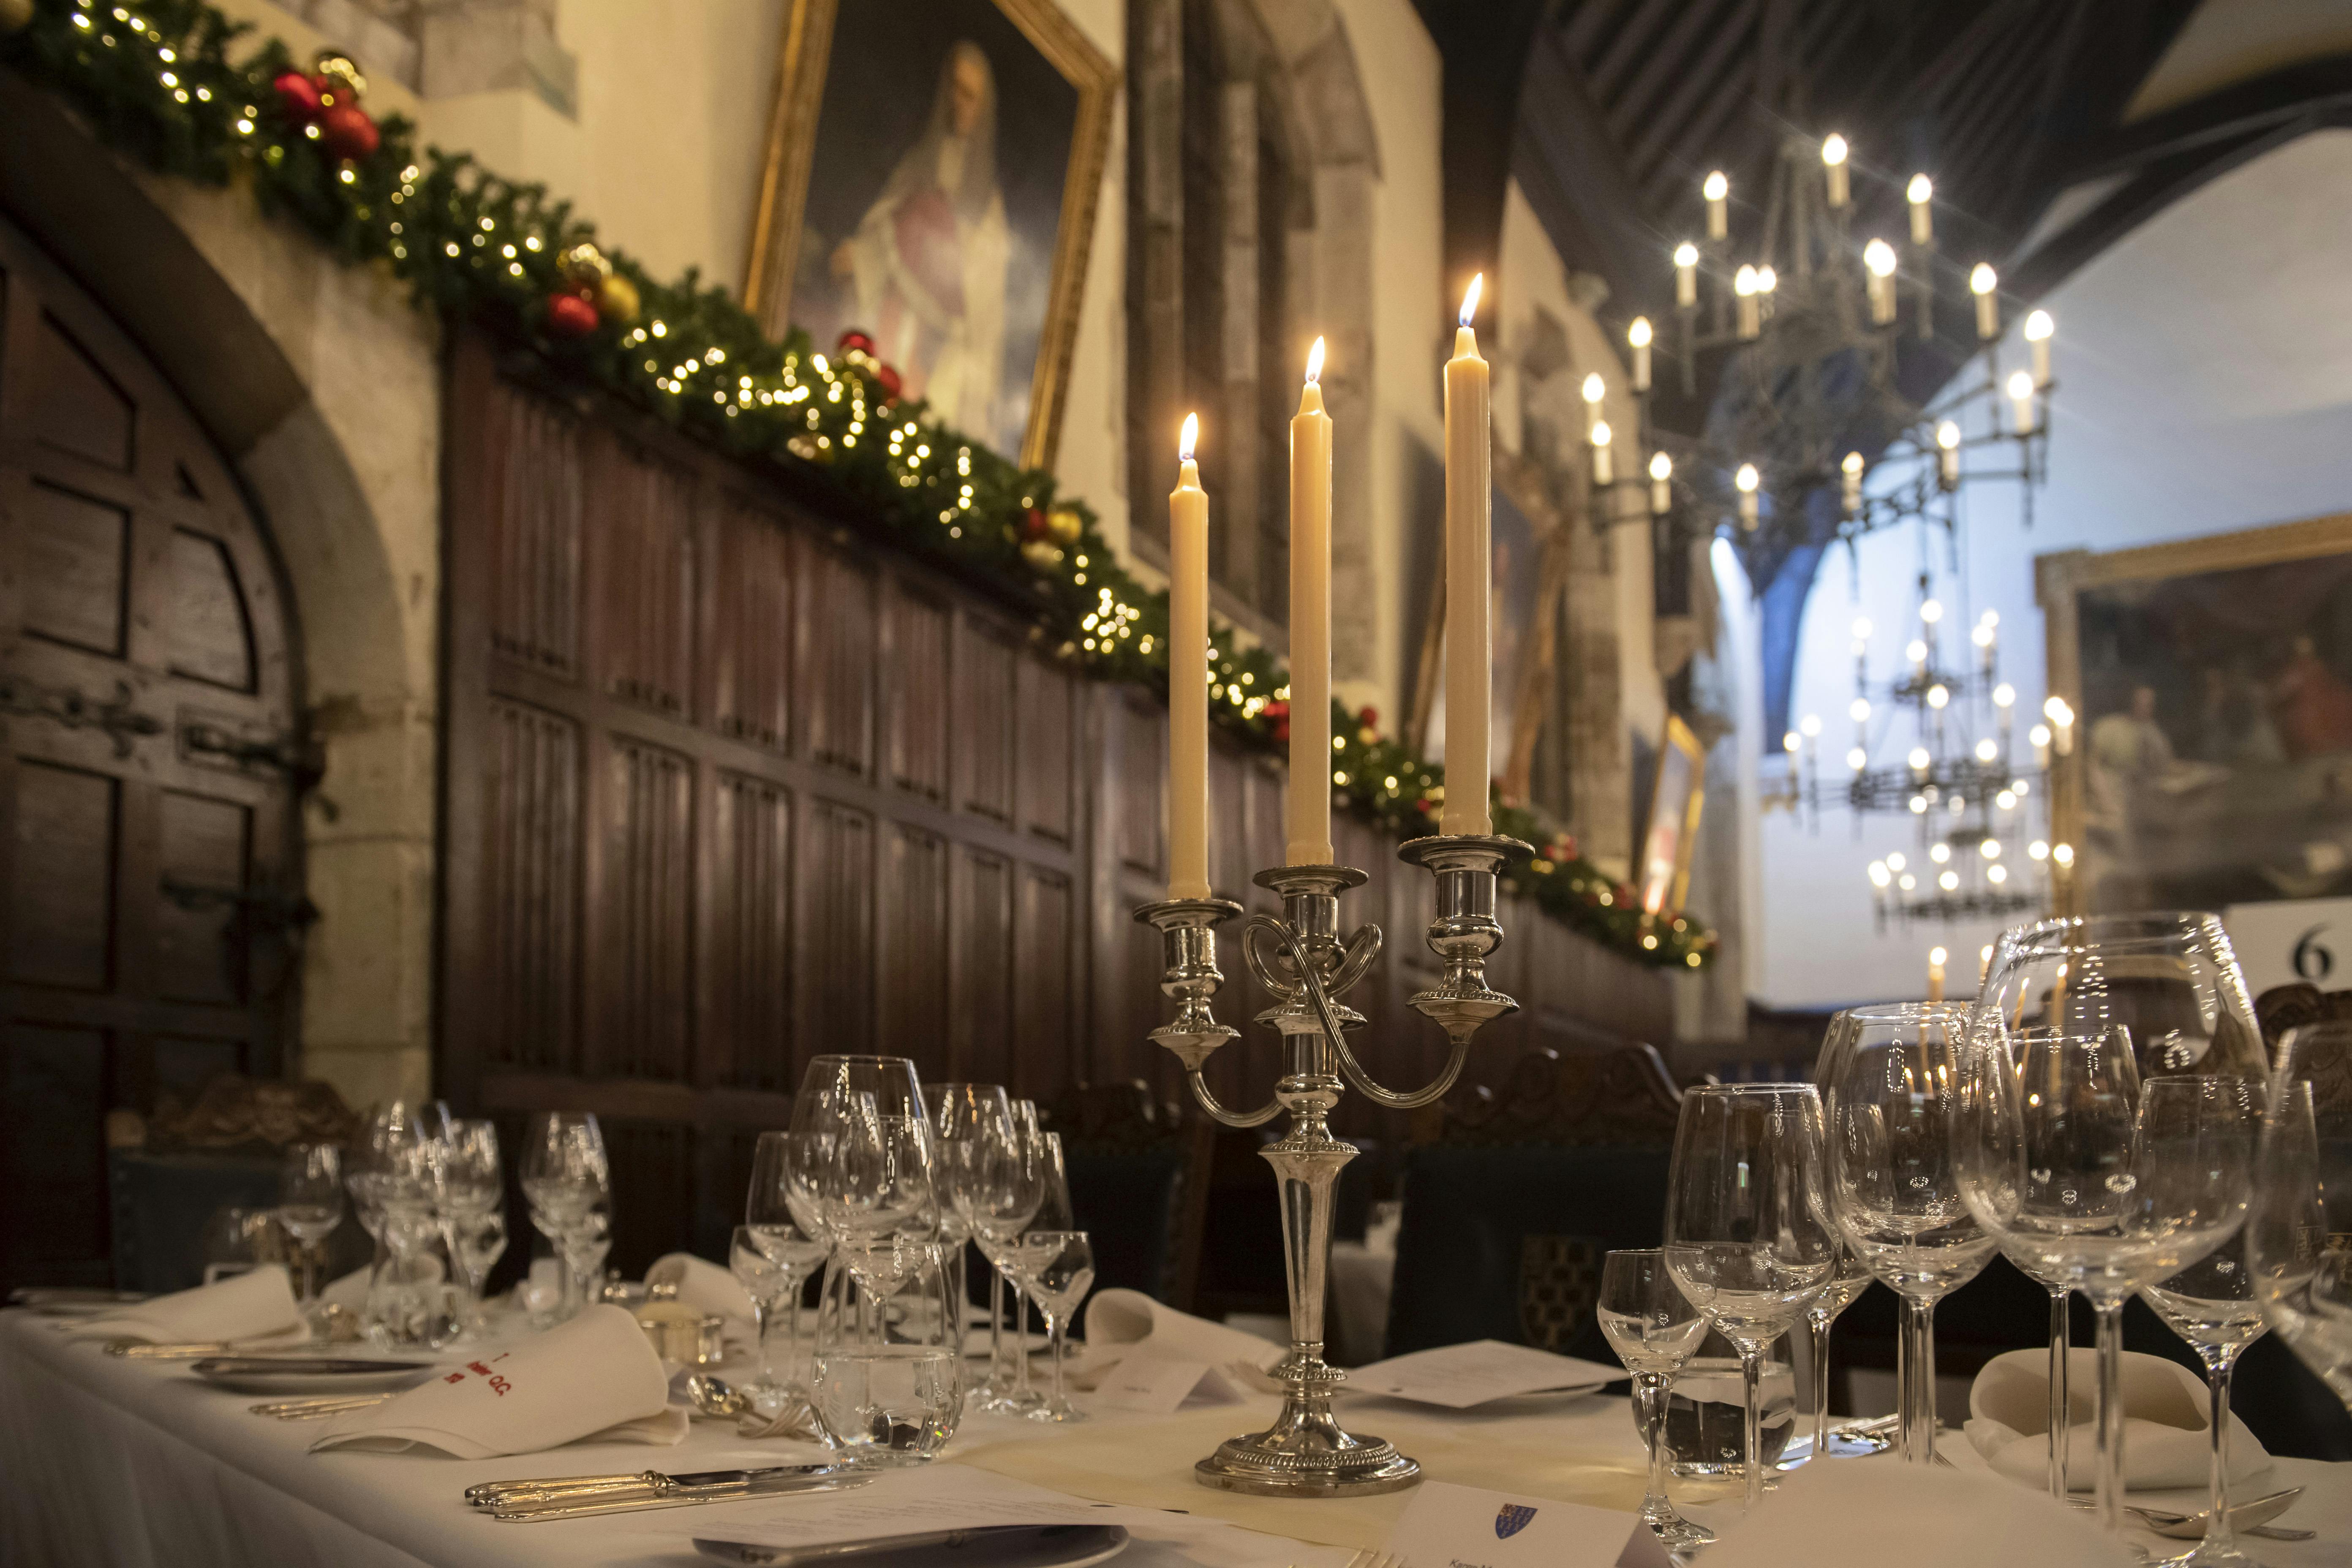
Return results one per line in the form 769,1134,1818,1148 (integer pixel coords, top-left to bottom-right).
2249,1024,2351,1414
1664,1083,1835,1507
811,1343,962,1463
1597,1248,1712,1553
1659,1334,1797,1478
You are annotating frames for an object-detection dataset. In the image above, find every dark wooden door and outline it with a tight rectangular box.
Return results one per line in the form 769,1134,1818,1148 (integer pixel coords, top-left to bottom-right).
0,216,304,1293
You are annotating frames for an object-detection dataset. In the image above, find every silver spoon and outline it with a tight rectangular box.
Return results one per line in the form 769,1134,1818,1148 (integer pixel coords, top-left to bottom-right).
684,1373,751,1418
2070,1485,2309,1540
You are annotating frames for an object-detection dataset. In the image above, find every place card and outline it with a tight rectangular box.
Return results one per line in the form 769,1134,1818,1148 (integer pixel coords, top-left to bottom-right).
1089,1353,1249,1414
1348,1339,1621,1409
1384,1480,1663,1568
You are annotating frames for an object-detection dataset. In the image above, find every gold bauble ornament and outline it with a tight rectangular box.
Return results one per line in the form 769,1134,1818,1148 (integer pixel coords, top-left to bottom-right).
595,272,640,325
314,50,367,101
0,0,35,35
558,241,611,291
1019,540,1064,572
1045,506,1083,546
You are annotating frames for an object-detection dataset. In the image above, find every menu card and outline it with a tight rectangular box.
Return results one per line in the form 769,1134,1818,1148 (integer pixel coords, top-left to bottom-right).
1385,1481,1669,1568
1348,1339,1620,1409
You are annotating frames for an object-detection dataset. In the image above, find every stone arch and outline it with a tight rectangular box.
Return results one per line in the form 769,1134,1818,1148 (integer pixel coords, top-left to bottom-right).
2,76,443,1106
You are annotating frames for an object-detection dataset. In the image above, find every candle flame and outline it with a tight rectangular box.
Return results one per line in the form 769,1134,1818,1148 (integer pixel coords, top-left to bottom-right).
1179,412,1198,462
1304,336,1325,384
1458,274,1482,327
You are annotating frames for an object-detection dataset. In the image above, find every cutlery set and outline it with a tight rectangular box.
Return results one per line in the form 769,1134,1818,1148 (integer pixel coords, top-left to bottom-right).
462,1462,872,1522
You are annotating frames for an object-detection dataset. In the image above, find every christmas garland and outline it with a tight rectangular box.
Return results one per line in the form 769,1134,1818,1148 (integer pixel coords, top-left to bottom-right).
0,0,1714,969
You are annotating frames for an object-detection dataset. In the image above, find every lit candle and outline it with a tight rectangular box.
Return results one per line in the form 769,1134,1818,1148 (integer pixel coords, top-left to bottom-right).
1287,338,1334,866
1674,242,1699,309
1863,240,1897,324
1591,421,1613,486
2025,309,2055,386
1443,278,1492,838
1821,134,1850,208
1927,945,1947,1002
1628,316,1653,392
1936,419,1961,486
1971,263,2000,340
1704,171,1729,240
1649,449,1673,515
2007,370,2036,434
1907,174,1933,245
1734,462,1760,528
1166,415,1211,900
1840,450,1863,516
1581,371,1605,438
1756,266,1778,322
1734,265,1760,339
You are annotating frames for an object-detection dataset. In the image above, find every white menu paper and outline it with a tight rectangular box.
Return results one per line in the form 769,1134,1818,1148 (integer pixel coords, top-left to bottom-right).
1384,1480,1659,1568
1349,1339,1620,1409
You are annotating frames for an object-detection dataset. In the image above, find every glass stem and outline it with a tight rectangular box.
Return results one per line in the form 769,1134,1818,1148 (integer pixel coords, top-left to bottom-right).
2201,1348,2241,1558
750,1296,773,1383
1740,1346,1765,1508
1015,1285,1035,1401
2093,1298,2127,1535
989,1265,1007,1387
1639,1370,1672,1515
1049,1311,1068,1412
1899,1293,1938,1464
1808,1310,1833,1463
2047,1288,2071,1500
785,1273,805,1390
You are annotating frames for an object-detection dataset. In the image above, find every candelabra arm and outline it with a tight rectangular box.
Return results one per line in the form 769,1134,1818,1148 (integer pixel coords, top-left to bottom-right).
1250,912,1468,1111
1181,1067,1285,1129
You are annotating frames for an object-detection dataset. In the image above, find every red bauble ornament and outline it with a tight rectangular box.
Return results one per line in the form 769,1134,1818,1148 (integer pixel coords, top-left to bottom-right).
1358,705,1379,727
1021,508,1050,542
545,291,600,339
273,70,324,122
1264,699,1291,743
836,329,877,357
318,102,379,160
873,363,902,403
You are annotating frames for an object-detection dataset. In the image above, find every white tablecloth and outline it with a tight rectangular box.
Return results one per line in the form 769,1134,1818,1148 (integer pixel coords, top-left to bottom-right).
3,1309,2346,1566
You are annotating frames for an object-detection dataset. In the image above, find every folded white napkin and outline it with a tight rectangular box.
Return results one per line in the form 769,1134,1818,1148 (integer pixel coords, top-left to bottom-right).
1965,1347,2269,1492
310,1304,686,1459
1700,1452,2135,1567
1072,1288,1281,1391
321,1266,372,1315
69,1265,303,1345
645,1252,757,1330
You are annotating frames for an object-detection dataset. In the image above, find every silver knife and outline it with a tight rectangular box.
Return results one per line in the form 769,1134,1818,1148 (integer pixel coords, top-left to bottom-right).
468,1461,851,1508
481,1466,872,1522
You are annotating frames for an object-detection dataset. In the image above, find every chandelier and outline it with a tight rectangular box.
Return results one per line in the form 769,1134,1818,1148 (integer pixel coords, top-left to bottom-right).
1575,127,2069,927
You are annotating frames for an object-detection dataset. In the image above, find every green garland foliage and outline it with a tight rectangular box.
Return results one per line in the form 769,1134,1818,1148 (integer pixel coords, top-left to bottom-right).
3,0,1715,968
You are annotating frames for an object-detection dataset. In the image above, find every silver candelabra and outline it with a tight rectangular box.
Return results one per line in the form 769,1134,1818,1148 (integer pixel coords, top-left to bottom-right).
1133,831,1529,1497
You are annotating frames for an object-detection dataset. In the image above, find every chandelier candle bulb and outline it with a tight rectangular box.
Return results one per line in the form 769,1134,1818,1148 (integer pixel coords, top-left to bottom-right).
1649,449,1672,514
1734,462,1760,528
1167,415,1212,899
1704,170,1729,239
2007,370,2035,434
1822,134,1850,207
1443,280,1493,838
1590,421,1613,486
1971,263,2000,340
1841,450,1864,516
1581,371,1606,437
1756,266,1777,322
1936,419,1961,486
1908,174,1933,245
1287,340,1335,866
1864,240,1898,324
1628,316,1652,392
1673,243,1699,310
2025,309,2055,385
1927,945,1947,1002
1734,265,1761,339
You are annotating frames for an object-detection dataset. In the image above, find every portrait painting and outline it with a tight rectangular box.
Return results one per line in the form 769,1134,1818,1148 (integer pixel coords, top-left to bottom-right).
2042,513,2352,912
1636,715,1706,918
743,0,1114,471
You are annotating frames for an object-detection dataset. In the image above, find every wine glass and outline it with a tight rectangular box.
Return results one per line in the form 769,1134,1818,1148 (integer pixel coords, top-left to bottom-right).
1013,1230,1094,1422
360,1102,446,1346
1597,1248,1713,1553
731,1224,791,1394
2139,1077,2265,1568
432,1120,503,1329
793,1056,928,1132
958,1113,1044,1410
1663,1084,1836,1508
276,1143,344,1325
746,1132,831,1390
2249,1022,2351,1412
1820,1002,1997,1464
930,1083,1011,1356
1797,1241,1877,1462
520,1111,610,1320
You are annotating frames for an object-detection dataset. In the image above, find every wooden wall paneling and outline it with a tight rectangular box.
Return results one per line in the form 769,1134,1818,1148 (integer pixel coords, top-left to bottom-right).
800,540,876,777
882,580,950,804
877,821,949,1077
1016,654,1075,844
706,499,793,751
953,618,1017,824
796,796,875,1068
485,377,582,677
589,435,695,718
481,700,580,1073
591,734,695,1081
705,771,792,1093
948,845,1013,1085
1014,864,1075,1106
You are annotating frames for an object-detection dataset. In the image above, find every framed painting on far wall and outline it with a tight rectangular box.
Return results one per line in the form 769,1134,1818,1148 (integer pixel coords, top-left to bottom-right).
1636,715,1706,918
2040,511,2352,914
741,0,1115,474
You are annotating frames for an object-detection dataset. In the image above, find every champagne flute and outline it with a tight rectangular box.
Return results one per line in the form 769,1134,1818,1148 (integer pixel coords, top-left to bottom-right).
1664,1084,1836,1508
2249,1023,2350,1411
2140,1078,2266,1568
1598,1249,1713,1553
1821,1002,1996,1464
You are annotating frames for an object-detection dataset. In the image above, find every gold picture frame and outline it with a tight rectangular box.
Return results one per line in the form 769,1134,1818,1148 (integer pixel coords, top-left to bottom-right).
1636,713,1706,918
2039,509,2352,915
740,0,1116,476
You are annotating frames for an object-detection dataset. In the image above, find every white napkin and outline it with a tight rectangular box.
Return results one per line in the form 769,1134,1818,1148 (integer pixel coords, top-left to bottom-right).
310,1304,686,1459
68,1265,303,1345
1965,1347,2270,1492
321,1266,372,1315
645,1252,757,1331
1072,1288,1282,1391
1699,1453,2136,1567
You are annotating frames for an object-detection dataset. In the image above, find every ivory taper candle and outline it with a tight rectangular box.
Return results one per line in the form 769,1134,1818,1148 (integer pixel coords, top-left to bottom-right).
1443,277,1492,838
1166,414,1210,900
1285,339,1334,866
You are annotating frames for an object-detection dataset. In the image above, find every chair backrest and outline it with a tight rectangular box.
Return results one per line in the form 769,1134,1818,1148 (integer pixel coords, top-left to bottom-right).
1047,1081,1212,1311
1385,1045,1685,1363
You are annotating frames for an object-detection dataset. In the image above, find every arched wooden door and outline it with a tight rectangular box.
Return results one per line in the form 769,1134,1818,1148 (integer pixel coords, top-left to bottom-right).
0,216,306,1292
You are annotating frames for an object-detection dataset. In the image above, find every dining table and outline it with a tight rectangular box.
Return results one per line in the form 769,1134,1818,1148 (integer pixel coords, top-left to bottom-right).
3,1307,2346,1568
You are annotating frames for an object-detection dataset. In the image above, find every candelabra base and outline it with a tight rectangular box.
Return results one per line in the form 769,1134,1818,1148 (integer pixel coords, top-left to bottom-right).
1193,1393,1421,1497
